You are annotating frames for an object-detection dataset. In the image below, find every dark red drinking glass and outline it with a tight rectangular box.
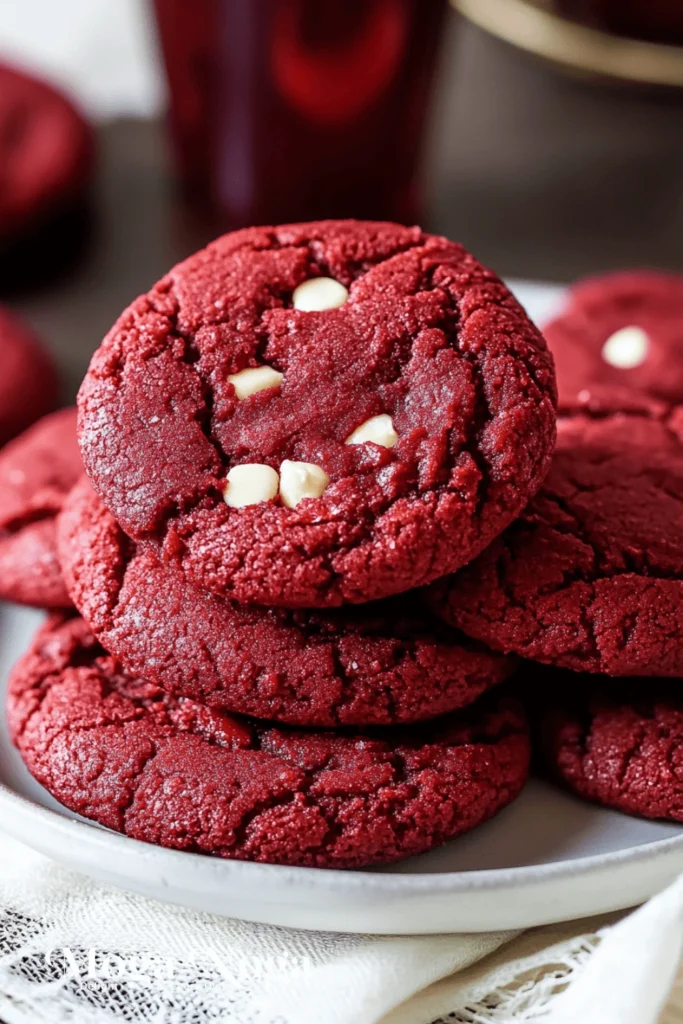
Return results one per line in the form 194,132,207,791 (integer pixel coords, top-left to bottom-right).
153,0,447,227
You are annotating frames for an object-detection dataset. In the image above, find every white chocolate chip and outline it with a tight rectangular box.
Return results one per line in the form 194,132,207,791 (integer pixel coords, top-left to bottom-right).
345,413,398,449
292,277,348,312
279,460,329,508
228,365,283,399
223,464,279,508
601,325,649,369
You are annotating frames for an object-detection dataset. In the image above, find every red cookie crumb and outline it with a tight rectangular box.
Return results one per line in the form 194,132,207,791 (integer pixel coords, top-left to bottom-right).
78,220,557,607
8,615,531,868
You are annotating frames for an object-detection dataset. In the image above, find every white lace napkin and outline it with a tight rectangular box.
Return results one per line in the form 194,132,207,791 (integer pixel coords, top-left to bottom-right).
1,835,682,1024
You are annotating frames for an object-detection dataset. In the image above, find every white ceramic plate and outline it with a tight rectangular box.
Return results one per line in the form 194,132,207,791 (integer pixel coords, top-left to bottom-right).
1,282,682,935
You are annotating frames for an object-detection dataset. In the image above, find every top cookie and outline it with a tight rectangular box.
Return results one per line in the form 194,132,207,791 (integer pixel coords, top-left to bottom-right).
546,270,683,409
78,221,557,607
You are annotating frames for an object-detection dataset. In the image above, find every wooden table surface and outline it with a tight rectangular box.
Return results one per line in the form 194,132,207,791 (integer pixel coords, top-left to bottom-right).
7,16,683,403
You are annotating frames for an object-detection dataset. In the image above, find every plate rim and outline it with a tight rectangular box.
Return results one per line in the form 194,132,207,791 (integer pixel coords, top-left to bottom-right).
2,775,683,895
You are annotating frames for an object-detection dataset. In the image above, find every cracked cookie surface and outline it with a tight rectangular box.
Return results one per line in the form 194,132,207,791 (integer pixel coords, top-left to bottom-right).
57,477,515,726
77,220,556,607
537,673,683,822
0,407,80,607
429,402,683,676
7,615,530,867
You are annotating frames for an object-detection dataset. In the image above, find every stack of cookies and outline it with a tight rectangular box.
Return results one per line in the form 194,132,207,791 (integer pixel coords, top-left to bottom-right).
10,251,683,861
17,225,683,866
430,270,683,824
5,220,560,868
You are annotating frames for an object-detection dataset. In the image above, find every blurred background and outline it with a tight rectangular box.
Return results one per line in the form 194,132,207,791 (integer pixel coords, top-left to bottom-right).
1,0,682,398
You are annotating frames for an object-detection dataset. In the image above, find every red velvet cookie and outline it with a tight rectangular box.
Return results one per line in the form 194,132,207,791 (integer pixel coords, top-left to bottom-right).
78,220,557,607
0,408,80,607
8,615,531,868
538,674,683,823
0,305,59,445
546,270,683,409
0,62,93,245
429,402,683,676
57,477,515,726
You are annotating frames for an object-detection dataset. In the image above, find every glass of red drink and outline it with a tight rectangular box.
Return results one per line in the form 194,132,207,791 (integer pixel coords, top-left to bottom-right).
153,0,448,227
